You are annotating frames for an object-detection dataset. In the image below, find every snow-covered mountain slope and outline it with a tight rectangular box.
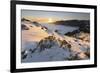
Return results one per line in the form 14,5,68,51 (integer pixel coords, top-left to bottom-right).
21,19,90,63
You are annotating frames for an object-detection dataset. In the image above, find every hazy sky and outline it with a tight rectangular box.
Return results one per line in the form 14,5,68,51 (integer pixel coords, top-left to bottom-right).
21,10,90,21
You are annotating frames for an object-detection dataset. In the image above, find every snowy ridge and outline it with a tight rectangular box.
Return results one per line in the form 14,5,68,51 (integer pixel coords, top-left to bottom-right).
21,19,90,63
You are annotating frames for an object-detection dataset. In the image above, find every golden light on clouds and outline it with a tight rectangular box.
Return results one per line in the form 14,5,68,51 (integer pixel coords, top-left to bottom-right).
23,16,59,23
48,18,54,23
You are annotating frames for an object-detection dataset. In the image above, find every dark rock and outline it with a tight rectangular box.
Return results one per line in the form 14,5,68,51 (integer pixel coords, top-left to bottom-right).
21,24,29,30
53,20,90,33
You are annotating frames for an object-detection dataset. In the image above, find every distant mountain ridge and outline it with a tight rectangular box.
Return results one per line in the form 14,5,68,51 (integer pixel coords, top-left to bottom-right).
53,20,90,33
53,20,89,26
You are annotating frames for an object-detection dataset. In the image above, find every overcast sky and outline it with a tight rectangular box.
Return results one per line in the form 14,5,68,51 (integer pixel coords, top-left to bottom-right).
21,10,90,20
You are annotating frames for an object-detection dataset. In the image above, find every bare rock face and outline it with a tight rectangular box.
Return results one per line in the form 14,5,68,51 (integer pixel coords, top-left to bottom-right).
21,24,29,30
36,36,58,52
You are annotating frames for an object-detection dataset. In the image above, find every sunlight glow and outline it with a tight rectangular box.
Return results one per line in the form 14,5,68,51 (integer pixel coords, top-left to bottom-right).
48,18,53,23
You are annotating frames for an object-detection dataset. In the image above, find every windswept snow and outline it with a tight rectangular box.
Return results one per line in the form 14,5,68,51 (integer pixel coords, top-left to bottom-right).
21,20,90,63
41,23,79,35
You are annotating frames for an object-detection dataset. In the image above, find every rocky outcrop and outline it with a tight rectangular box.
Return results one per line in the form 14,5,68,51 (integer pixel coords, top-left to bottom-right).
21,24,29,30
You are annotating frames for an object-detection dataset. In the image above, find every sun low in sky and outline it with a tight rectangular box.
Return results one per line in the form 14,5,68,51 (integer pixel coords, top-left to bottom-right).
23,16,59,23
48,18,53,23
21,10,90,23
